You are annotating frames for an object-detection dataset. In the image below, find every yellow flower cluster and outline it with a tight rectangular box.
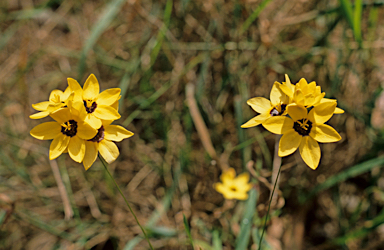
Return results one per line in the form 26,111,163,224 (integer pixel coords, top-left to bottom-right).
242,74,343,170
30,74,134,170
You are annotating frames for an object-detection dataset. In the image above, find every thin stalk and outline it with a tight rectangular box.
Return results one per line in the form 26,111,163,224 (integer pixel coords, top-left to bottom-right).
98,155,154,250
258,164,282,250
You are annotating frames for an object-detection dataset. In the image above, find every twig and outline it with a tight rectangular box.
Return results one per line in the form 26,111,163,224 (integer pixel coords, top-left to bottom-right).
49,159,73,220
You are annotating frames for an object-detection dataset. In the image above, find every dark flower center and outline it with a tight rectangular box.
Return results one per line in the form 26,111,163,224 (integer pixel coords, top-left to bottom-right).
61,120,78,137
89,126,104,143
270,104,287,116
84,100,97,113
293,118,312,136
230,186,237,192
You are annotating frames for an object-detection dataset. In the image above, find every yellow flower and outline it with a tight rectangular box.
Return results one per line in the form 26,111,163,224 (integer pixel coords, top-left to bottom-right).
83,120,134,170
241,82,290,128
262,102,341,170
30,108,98,162
68,74,121,129
30,87,73,119
214,168,253,200
279,74,344,113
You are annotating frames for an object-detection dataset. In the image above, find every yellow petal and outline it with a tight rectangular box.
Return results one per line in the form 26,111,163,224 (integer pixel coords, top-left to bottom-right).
221,168,236,183
310,124,341,143
241,113,269,128
287,105,307,121
296,78,308,90
97,88,121,106
214,183,227,196
293,89,305,106
30,111,50,119
270,82,284,105
49,134,70,160
83,74,100,101
83,141,99,170
99,140,119,164
246,97,272,114
49,89,64,103
93,105,121,120
299,136,320,170
234,173,252,192
77,122,98,140
30,122,61,140
67,78,83,103
278,129,301,157
50,108,72,124
334,107,344,114
104,125,134,142
68,136,85,163
262,116,293,135
84,114,102,130
308,102,336,124
282,74,294,96
32,101,50,111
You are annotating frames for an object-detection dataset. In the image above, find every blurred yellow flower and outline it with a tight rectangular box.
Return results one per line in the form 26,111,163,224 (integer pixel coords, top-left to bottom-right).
30,87,73,119
214,168,253,200
30,108,97,162
241,82,290,128
68,74,121,129
83,120,134,170
262,102,341,170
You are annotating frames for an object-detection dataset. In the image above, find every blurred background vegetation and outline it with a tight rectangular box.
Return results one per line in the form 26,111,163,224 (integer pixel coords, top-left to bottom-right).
1,0,384,249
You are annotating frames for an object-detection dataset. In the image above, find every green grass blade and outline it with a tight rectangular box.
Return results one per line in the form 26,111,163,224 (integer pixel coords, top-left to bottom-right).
212,230,222,250
235,188,258,250
301,156,384,203
239,0,272,35
183,214,194,249
78,0,126,78
339,0,354,28
353,0,363,45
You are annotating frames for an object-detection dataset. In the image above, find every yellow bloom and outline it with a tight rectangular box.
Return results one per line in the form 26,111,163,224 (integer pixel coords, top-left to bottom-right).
68,74,121,129
262,102,341,170
214,168,253,200
241,82,290,128
30,87,73,119
279,74,344,113
30,108,97,162
83,120,134,170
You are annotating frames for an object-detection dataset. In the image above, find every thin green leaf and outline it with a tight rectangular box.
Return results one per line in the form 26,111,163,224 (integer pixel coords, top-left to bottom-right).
78,0,127,78
183,214,194,249
235,189,258,250
353,0,363,45
301,157,384,203
240,0,273,35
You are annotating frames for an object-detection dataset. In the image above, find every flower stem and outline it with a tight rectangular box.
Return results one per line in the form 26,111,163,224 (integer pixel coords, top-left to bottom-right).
98,155,154,250
258,163,282,250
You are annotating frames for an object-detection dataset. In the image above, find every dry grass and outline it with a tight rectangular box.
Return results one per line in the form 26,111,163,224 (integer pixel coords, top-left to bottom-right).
1,0,384,249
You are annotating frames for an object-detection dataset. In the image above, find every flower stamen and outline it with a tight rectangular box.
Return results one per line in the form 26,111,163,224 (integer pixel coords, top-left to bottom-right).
61,120,78,137
84,100,97,113
293,118,312,136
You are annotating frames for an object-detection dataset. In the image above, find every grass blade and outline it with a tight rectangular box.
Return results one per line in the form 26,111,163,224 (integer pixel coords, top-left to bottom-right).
78,0,126,78
235,188,258,250
183,214,194,249
239,0,272,35
301,156,384,202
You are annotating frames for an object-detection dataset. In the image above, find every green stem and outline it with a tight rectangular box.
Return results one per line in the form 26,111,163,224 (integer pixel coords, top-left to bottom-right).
98,155,154,250
258,164,282,250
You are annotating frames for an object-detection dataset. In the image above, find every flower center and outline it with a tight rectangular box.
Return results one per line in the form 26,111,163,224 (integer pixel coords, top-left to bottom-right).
89,126,104,143
293,118,312,136
61,120,78,137
230,186,237,192
270,103,287,116
84,99,97,113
